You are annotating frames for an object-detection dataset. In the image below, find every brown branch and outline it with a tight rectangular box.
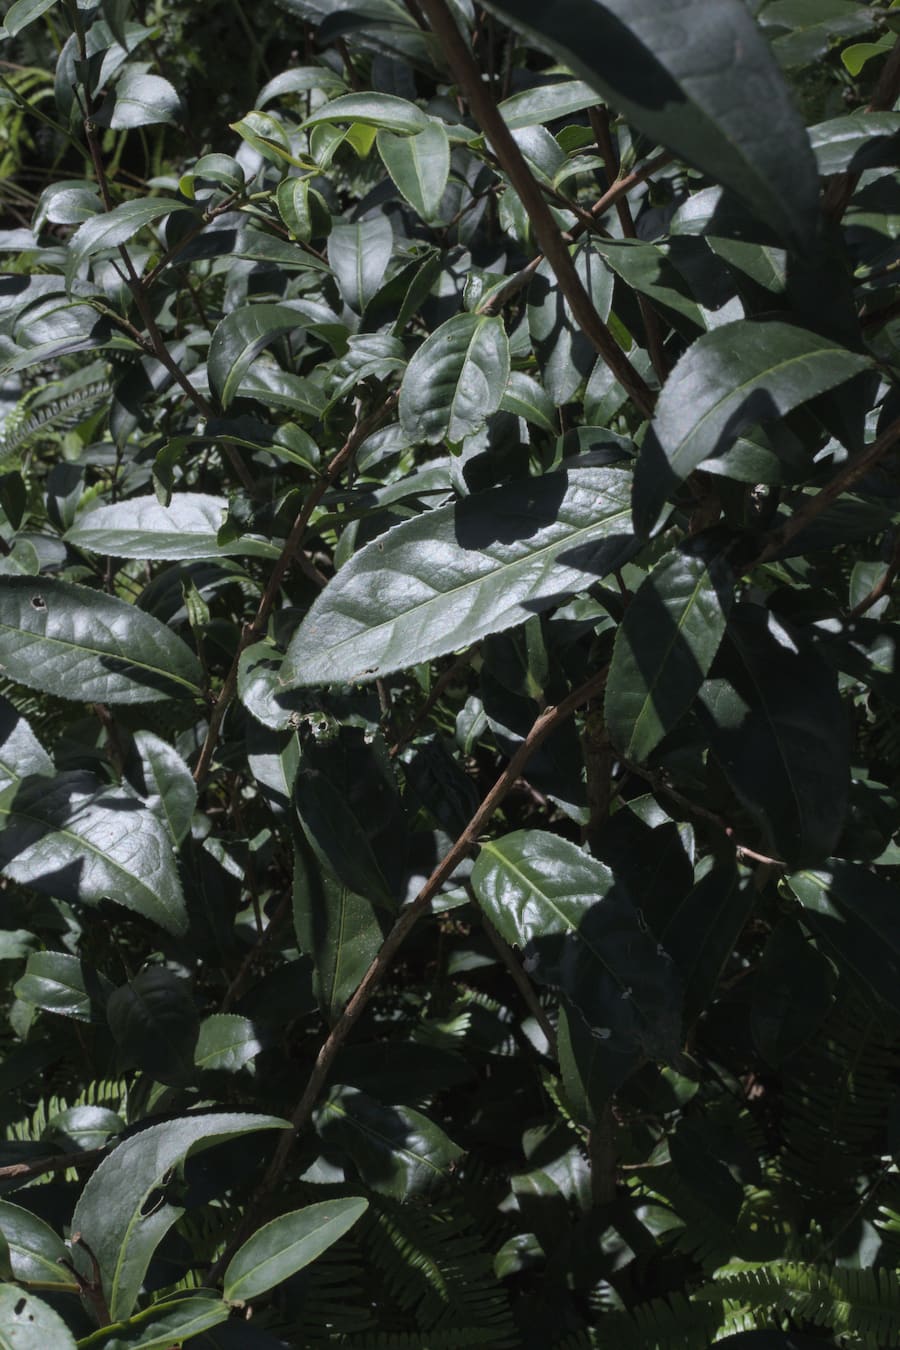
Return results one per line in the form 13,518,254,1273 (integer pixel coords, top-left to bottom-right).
207,663,609,1283
753,413,900,565
849,531,900,617
193,392,400,784
479,152,671,316
0,1146,109,1181
417,0,656,418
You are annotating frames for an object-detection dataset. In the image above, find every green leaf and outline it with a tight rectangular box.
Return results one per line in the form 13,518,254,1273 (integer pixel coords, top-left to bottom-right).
0,577,203,703
378,121,450,221
498,79,600,130
131,730,197,849
282,467,634,686
76,1295,229,1350
655,864,755,1025
632,321,871,535
223,1198,368,1301
13,950,114,1023
0,1201,80,1293
67,198,188,272
485,0,819,249
195,1014,263,1073
106,968,199,1085
314,1085,462,1198
0,1285,76,1350
208,304,309,410
110,67,181,129
326,216,394,314
293,836,387,1022
43,1105,124,1152
302,92,430,134
471,829,682,1061
399,311,509,444
68,493,281,561
1,0,58,37
808,112,900,176
70,1112,289,1321
605,546,733,761
698,605,850,867
499,370,557,431
527,241,614,405
750,921,836,1066
789,864,900,1018
0,695,52,792
0,772,189,936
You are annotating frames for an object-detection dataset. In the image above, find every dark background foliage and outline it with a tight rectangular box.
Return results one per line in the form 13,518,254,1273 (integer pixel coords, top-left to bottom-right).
0,0,899,1346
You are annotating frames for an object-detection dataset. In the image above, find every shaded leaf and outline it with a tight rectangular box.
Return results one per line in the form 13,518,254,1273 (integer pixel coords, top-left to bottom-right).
208,304,308,410
76,1295,229,1350
0,695,52,792
314,1085,462,1198
106,967,199,1085
68,198,188,272
0,1201,79,1293
751,921,836,1065
655,864,755,1025
13,951,113,1023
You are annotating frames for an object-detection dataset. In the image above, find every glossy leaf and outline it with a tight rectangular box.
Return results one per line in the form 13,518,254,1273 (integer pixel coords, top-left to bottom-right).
498,79,599,129
68,493,281,561
43,1105,124,1152
0,1201,79,1293
223,1198,368,1301
399,311,509,444
68,198,187,272
698,605,850,867
378,121,450,221
809,112,900,175
13,951,113,1022
77,1295,229,1349
0,695,52,791
606,546,733,761
0,577,203,703
110,68,181,128
106,967,199,1085
283,467,634,686
208,304,308,409
0,1285,76,1350
633,321,871,534
70,1112,289,1321
485,0,819,249
314,1085,462,1198
471,830,682,1061
327,216,394,313
302,92,430,134
131,730,197,848
527,241,614,405
0,772,188,935
1,0,59,36
195,1014,263,1073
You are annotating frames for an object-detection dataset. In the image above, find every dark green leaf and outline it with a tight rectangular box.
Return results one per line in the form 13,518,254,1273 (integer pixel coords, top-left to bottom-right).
194,1014,263,1073
471,829,682,1061
809,112,900,176
698,605,850,867
0,696,52,791
68,198,188,272
70,1112,288,1321
76,1296,229,1350
68,493,281,561
43,1105,124,1152
750,921,836,1065
605,546,733,761
208,304,309,410
223,1198,368,1301
131,730,197,848
527,241,613,405
399,311,509,444
498,79,599,130
13,951,113,1023
302,92,430,134
106,967,199,1085
327,216,394,313
0,772,189,935
633,320,871,535
0,1201,79,1293
1,0,58,36
0,1286,75,1350
0,577,203,703
110,67,181,128
656,864,755,1025
282,467,635,686
378,122,450,221
314,1085,462,1198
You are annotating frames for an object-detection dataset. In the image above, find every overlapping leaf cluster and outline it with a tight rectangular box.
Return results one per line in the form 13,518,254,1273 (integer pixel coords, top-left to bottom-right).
0,0,899,1346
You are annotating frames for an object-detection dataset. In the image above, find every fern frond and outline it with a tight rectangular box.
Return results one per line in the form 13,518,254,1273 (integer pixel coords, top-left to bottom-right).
593,1292,723,1349
698,1260,900,1348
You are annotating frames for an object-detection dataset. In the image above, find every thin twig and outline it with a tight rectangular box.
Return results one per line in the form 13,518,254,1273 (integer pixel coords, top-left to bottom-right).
849,532,900,617
221,891,293,1012
389,646,478,757
479,910,558,1058
418,0,656,418
207,664,609,1283
0,1146,109,1181
193,393,400,784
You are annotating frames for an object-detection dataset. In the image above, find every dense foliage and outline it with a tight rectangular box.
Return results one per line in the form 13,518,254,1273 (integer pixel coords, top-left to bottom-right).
0,0,900,1345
